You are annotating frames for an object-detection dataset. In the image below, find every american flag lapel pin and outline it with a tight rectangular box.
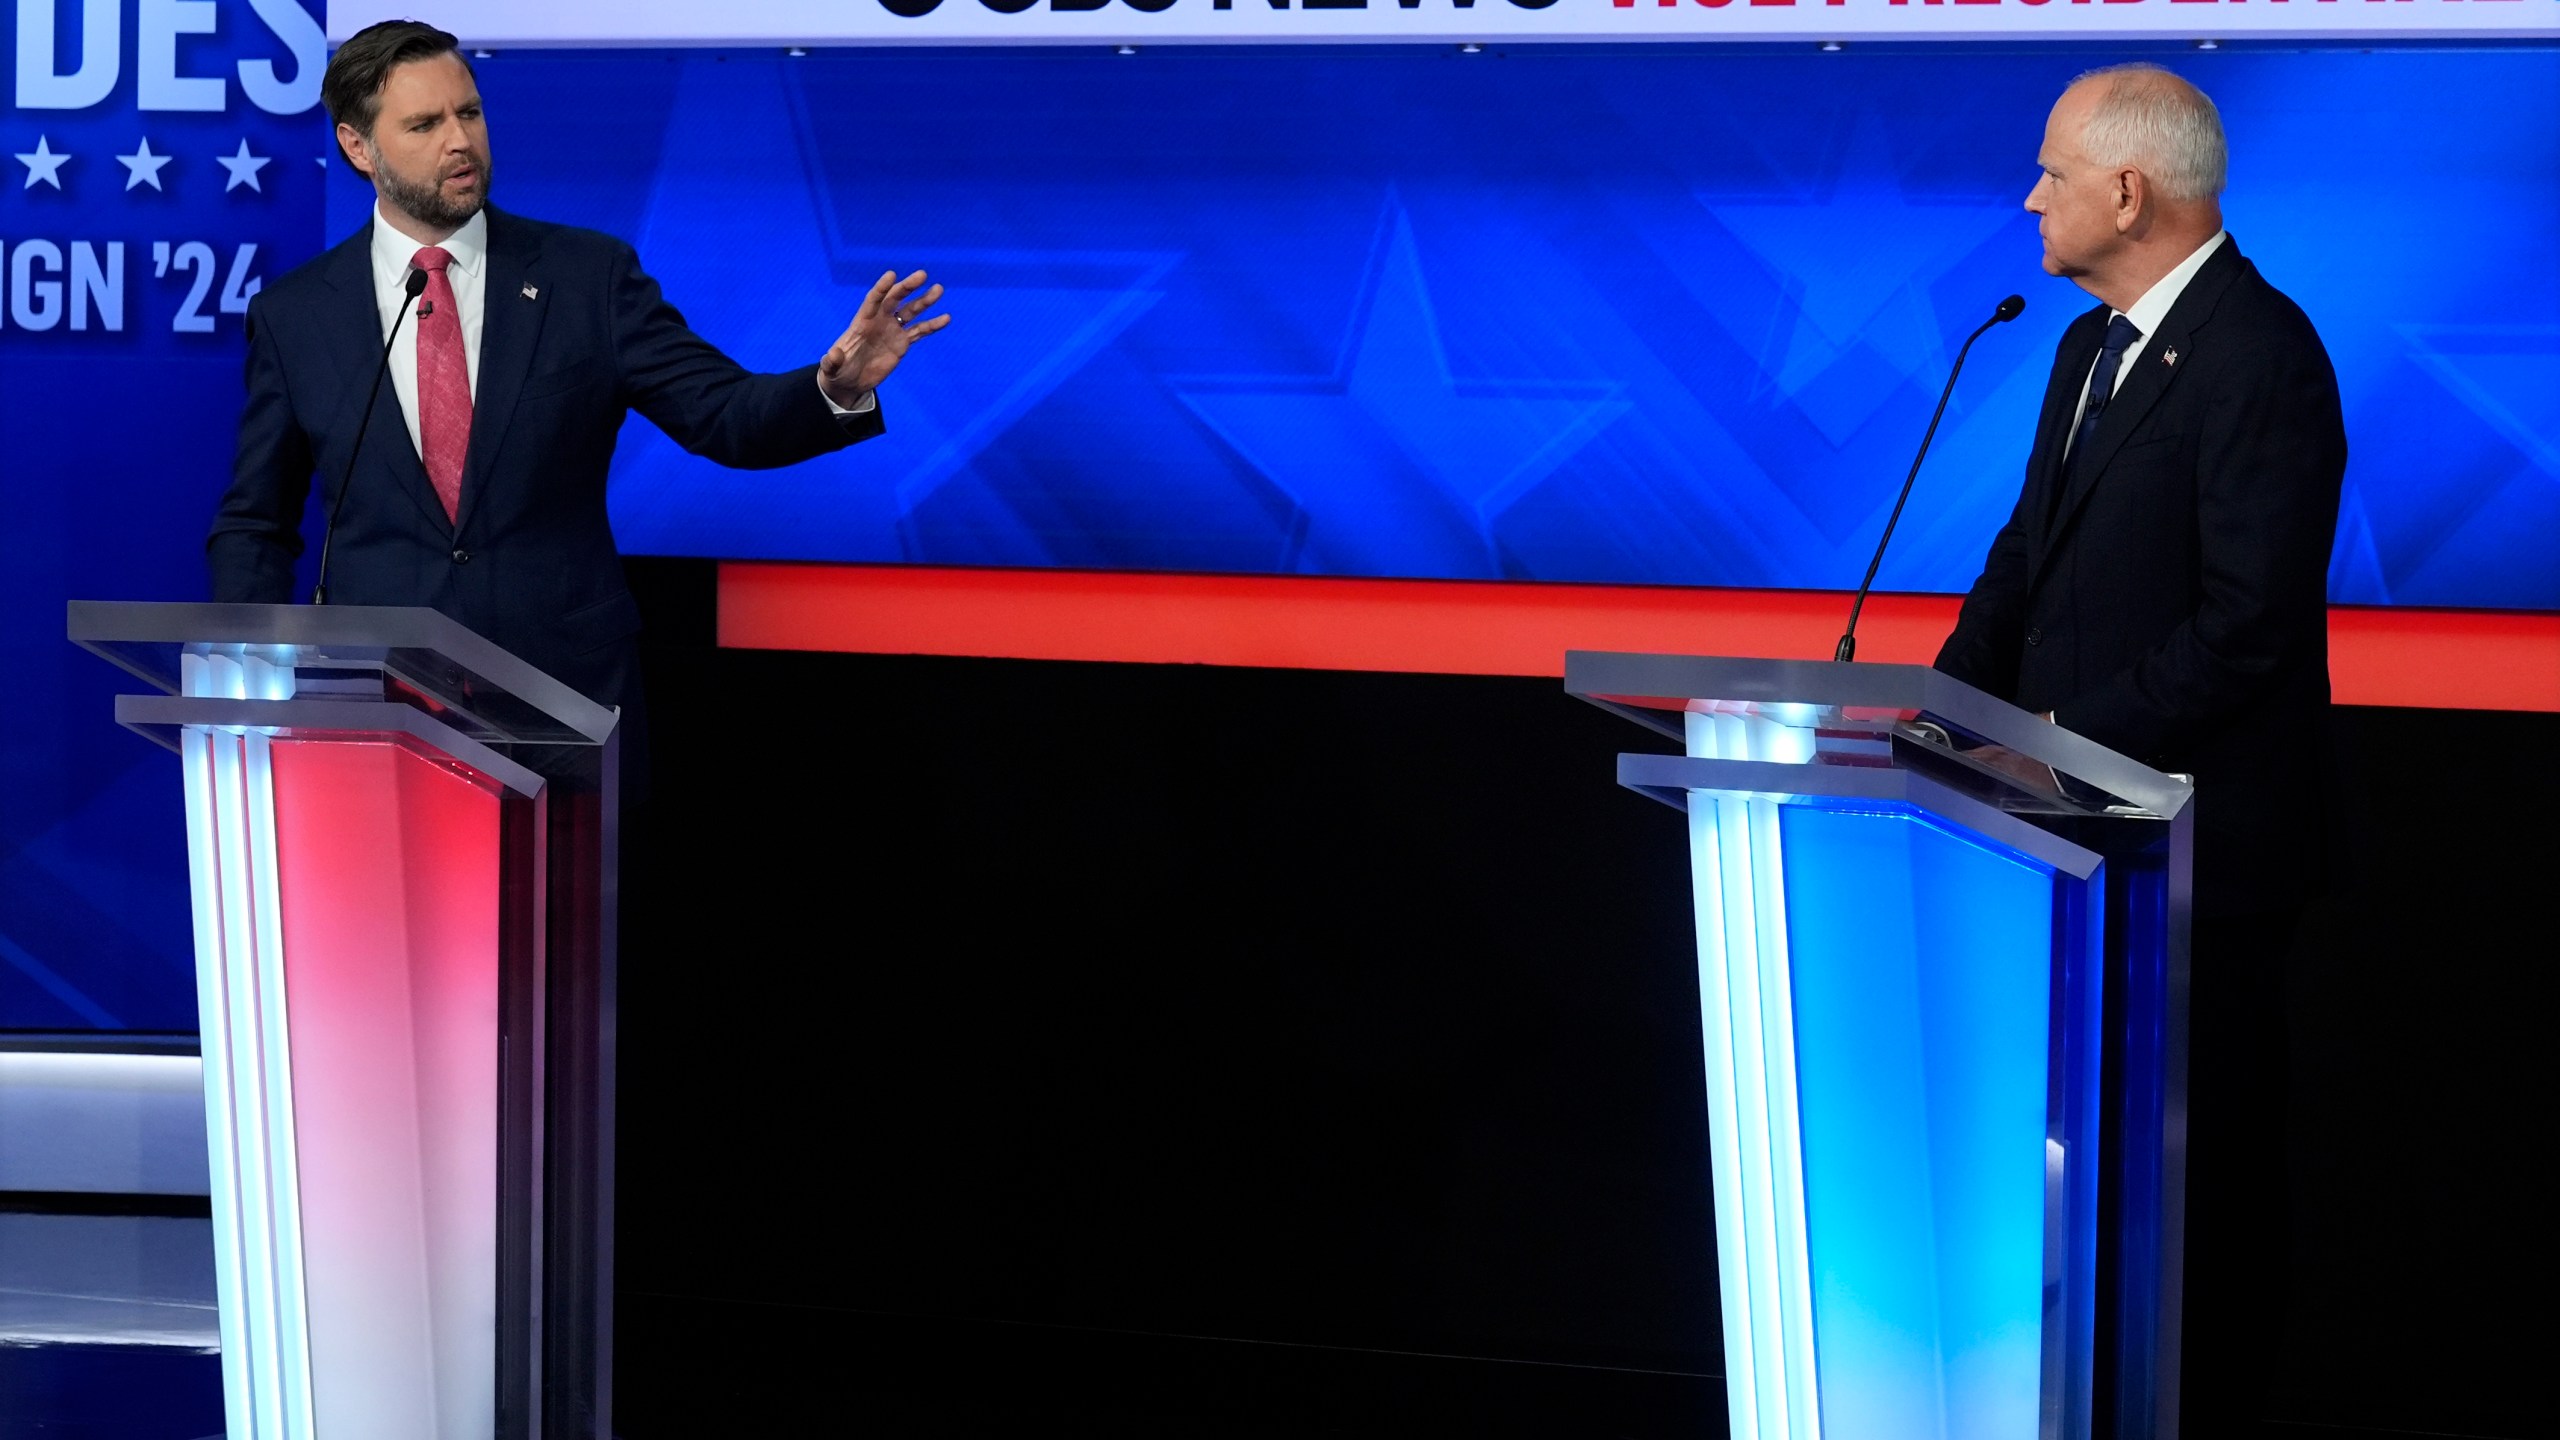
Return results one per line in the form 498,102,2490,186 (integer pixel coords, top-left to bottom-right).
521,283,539,300
2162,347,2179,367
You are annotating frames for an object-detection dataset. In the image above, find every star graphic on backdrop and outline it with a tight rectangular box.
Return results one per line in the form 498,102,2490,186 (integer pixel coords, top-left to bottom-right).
2378,323,2560,604
116,138,172,191
15,136,70,191
595,54,1185,564
2401,325,2560,482
215,139,270,192
1173,204,1627,577
1697,114,2021,443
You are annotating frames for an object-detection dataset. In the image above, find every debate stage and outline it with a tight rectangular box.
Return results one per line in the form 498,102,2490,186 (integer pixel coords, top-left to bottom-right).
6,14,2554,1437
12,560,2543,1437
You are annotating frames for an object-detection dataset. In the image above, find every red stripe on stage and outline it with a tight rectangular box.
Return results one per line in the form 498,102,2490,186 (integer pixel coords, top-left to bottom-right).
718,564,1966,673
2324,606,2560,713
717,563,2560,713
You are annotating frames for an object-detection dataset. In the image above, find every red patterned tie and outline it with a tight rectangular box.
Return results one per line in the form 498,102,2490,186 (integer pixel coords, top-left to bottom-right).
412,246,472,524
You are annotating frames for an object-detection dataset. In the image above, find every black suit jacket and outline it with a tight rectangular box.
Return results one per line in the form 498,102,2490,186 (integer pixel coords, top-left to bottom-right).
1936,238,2345,917
209,207,883,709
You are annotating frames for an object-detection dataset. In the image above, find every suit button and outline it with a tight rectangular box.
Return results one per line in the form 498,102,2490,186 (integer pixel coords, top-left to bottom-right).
451,548,471,564
2025,627,2043,647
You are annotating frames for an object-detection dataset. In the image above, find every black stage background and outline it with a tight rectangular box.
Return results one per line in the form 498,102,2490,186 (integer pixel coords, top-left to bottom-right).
615,558,2545,1439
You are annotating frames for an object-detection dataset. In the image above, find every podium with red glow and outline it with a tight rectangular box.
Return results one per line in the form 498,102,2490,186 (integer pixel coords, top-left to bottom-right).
71,601,618,1440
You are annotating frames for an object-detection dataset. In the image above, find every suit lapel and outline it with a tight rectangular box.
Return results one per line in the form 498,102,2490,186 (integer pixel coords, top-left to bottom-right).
319,221,451,538
456,209,548,537
2031,240,2249,586
2027,310,2105,551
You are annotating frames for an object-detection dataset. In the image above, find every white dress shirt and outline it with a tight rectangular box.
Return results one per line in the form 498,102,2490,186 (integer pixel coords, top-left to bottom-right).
2064,230,2228,454
367,203,487,463
366,202,874,455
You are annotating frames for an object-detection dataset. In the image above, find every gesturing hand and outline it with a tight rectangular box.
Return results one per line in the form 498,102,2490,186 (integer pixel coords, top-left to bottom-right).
819,269,949,407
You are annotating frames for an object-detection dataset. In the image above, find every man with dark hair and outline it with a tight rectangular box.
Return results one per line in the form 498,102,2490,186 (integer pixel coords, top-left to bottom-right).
210,19,946,720
1937,65,2344,1430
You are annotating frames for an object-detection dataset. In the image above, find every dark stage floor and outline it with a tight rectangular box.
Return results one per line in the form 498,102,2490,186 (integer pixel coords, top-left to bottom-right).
0,1209,2535,1440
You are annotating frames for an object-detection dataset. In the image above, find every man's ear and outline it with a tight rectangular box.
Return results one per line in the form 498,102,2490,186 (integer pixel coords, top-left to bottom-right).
2114,166,2147,234
336,123,373,179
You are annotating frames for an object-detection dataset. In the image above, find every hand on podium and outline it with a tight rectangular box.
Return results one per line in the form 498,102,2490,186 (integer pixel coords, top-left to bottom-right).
820,268,950,406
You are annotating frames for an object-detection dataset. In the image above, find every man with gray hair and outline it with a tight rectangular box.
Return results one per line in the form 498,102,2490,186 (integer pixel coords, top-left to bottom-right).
1936,63,2345,1431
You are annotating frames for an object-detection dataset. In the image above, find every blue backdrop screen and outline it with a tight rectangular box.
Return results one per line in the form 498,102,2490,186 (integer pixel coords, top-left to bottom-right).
3,0,325,1028
457,44,2560,607
7,32,2555,1030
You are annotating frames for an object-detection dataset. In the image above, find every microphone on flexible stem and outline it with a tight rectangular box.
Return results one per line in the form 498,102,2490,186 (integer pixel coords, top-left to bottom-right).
1832,293,2026,663
312,264,429,605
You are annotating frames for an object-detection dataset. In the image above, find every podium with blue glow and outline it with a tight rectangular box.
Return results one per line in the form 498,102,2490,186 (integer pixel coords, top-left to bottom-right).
1567,653,2196,1440
69,601,620,1440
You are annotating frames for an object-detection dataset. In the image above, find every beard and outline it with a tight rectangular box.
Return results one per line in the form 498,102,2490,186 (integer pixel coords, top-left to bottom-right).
374,148,490,231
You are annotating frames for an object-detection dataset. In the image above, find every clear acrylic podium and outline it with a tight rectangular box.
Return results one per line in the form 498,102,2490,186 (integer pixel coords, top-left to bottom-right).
1566,652,2196,1440
69,601,621,1440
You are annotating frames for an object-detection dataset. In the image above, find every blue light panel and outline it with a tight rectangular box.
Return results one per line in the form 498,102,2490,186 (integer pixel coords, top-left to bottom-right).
1781,805,2061,1439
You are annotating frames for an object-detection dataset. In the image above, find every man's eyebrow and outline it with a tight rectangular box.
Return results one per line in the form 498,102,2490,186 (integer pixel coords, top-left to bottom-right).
397,107,445,127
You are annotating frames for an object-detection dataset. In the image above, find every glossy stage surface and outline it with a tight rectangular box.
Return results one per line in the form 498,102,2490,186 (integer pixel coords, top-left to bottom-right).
1,1211,225,1439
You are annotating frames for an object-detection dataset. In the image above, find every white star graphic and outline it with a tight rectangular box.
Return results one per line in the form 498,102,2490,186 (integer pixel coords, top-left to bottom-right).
117,137,172,191
15,136,71,191
215,138,271,193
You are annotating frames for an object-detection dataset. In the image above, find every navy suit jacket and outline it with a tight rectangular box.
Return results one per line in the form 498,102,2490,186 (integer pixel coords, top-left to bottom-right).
209,206,883,708
1936,238,2346,917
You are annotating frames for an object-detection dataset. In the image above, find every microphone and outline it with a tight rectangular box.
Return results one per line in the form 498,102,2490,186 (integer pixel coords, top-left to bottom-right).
312,264,429,605
1832,294,2025,663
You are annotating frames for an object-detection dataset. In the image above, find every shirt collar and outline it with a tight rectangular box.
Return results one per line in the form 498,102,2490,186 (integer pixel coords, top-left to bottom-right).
368,203,489,291
2117,230,2227,339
